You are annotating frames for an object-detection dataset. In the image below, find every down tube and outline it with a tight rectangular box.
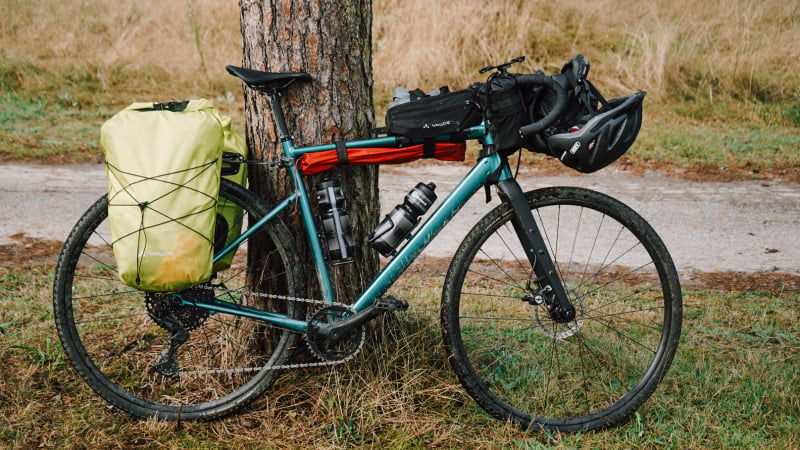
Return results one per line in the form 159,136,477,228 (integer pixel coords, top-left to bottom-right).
351,154,503,312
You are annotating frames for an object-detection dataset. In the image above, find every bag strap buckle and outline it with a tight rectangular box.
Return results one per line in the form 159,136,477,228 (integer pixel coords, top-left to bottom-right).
152,101,190,112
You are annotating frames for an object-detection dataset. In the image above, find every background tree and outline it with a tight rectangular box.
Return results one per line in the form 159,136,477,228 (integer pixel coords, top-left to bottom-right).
238,0,379,303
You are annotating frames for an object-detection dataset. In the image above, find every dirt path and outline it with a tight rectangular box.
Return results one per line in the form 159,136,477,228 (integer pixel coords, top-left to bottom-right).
2,162,798,275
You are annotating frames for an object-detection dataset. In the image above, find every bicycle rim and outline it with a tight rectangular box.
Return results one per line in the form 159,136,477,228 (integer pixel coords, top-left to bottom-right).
52,180,304,420
441,186,682,432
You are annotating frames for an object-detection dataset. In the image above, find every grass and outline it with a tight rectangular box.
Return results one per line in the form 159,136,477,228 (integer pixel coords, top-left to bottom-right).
0,258,798,448
0,0,798,447
0,93,110,163
633,114,800,177
0,0,798,179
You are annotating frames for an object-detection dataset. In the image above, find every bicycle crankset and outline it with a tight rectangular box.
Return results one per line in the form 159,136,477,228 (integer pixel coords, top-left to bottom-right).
305,304,365,363
304,296,409,363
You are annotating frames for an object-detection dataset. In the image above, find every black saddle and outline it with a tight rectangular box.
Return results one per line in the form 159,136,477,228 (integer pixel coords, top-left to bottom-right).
226,65,312,92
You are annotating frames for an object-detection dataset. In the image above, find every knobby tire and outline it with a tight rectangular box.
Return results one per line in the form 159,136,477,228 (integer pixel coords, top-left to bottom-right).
52,180,304,421
441,186,682,432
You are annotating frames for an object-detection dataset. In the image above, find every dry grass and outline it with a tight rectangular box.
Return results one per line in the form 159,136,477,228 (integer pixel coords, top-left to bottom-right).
373,0,800,115
2,0,798,105
1,248,798,447
0,0,240,91
2,0,798,177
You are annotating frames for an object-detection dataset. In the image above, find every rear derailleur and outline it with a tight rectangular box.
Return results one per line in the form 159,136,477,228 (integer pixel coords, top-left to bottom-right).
145,285,213,378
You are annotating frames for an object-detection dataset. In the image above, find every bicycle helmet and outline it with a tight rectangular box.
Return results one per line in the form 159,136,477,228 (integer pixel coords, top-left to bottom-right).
545,91,645,173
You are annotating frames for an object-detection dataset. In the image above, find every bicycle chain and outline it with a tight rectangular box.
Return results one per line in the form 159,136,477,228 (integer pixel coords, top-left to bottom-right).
178,285,364,376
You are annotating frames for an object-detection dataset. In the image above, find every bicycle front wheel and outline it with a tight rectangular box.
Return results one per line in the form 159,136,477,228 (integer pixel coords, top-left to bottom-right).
53,180,305,421
441,186,682,432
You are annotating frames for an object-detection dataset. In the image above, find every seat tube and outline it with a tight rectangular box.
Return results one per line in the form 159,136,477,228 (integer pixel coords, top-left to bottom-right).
287,163,336,303
265,90,336,302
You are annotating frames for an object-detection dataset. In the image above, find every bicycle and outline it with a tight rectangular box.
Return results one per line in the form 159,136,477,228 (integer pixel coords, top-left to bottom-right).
52,57,682,433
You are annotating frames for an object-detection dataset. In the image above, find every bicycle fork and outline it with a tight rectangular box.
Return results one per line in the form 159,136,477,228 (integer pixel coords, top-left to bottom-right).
496,178,576,323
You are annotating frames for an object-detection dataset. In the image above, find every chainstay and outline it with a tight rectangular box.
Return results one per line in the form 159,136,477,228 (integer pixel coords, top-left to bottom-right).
178,284,364,376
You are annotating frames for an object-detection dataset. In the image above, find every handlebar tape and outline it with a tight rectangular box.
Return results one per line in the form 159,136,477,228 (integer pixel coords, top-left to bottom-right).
515,74,569,138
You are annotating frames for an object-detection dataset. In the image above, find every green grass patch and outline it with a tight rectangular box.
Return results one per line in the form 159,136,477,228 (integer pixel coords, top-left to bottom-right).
2,262,798,448
2,50,799,179
633,114,800,174
0,58,243,164
0,93,109,162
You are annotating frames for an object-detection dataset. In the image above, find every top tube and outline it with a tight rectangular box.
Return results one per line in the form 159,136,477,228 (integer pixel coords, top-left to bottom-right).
282,123,491,160
279,120,499,306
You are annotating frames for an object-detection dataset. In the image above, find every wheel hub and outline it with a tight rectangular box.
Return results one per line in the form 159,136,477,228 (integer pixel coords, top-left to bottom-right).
532,284,586,339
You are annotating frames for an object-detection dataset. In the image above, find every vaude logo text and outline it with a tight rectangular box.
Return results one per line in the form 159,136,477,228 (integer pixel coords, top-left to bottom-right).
422,120,454,129
138,250,174,258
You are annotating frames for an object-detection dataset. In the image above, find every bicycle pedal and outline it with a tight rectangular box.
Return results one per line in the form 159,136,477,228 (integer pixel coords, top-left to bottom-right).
375,296,409,312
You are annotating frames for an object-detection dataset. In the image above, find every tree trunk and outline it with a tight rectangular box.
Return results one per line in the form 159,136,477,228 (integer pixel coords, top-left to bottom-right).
238,0,378,303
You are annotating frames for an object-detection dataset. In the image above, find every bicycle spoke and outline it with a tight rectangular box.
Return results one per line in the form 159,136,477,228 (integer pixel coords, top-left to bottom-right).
442,186,680,432
53,181,305,420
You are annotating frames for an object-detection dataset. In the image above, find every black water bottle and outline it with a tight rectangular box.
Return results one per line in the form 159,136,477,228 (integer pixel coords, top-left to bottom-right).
316,178,354,263
369,182,437,256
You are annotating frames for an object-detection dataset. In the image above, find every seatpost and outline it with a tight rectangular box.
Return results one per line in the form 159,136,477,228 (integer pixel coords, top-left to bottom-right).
266,90,291,141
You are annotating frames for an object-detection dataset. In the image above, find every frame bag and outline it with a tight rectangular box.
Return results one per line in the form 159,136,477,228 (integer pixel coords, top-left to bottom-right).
101,99,241,292
385,87,481,139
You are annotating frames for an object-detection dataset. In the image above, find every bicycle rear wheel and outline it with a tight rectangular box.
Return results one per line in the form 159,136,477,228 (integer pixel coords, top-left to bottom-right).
441,186,682,432
53,180,304,421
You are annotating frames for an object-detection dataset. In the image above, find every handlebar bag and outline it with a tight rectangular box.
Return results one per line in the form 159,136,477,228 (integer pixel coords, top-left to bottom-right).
102,99,230,292
385,88,481,139
477,73,530,155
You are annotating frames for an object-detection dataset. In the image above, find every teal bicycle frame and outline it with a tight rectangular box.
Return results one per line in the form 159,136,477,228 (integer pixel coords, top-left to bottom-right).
185,73,576,333
190,122,514,333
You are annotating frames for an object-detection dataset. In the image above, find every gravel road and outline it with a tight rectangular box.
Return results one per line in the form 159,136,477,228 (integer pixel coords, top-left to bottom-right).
2,162,798,274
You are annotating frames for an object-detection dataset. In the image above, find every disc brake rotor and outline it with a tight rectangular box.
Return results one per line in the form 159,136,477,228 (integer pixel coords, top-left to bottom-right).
533,285,586,339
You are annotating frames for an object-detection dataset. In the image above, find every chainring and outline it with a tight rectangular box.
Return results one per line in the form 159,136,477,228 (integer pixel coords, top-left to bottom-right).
305,304,364,363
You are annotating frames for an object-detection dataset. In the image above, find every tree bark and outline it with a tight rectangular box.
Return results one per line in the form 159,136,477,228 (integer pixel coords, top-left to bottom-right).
238,0,378,303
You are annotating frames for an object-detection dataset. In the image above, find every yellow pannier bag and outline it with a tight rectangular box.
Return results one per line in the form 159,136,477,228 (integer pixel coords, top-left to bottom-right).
213,113,248,273
101,99,226,292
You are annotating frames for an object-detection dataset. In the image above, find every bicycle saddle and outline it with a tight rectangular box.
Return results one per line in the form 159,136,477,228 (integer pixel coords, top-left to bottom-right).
226,65,312,92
